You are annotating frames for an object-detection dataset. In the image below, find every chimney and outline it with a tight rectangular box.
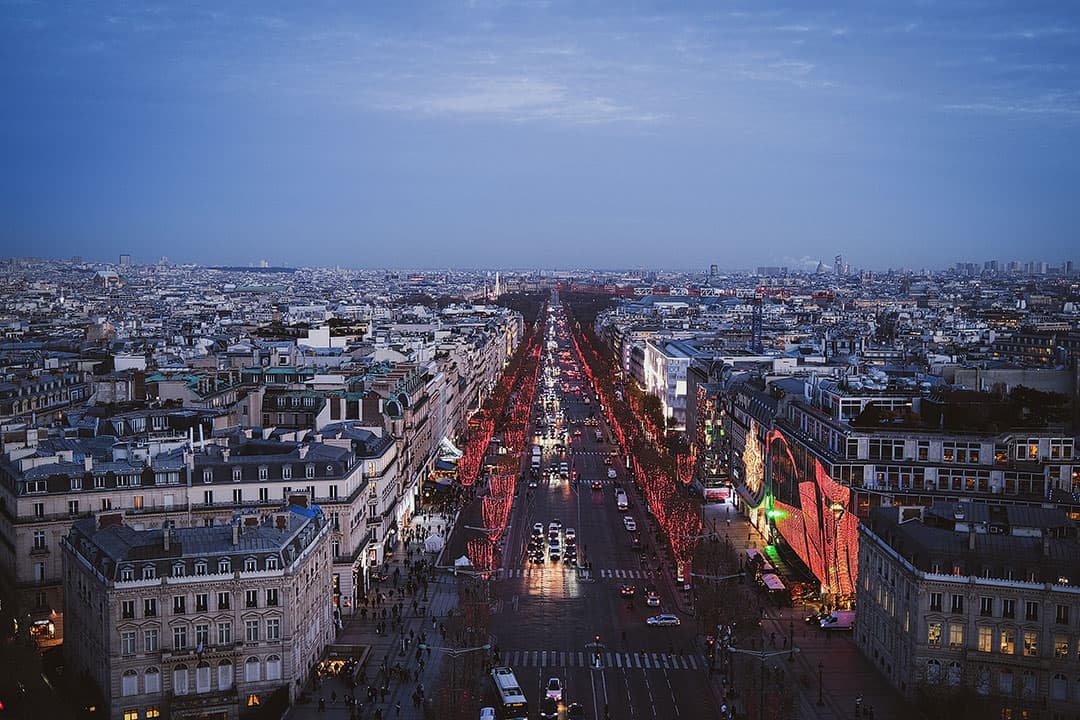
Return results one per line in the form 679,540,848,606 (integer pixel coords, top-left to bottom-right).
164,528,170,552
222,447,231,463
84,455,93,472
299,445,309,459
1043,533,1051,557
232,523,240,546
968,527,976,551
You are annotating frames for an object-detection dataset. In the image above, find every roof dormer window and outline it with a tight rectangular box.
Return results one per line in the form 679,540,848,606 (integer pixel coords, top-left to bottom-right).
120,566,134,582
195,561,207,576
218,559,231,574
143,566,156,580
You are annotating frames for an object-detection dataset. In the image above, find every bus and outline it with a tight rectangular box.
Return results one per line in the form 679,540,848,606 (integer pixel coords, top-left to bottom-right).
491,667,529,720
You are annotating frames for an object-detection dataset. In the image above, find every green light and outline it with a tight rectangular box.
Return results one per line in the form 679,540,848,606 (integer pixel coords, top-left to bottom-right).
765,509,787,520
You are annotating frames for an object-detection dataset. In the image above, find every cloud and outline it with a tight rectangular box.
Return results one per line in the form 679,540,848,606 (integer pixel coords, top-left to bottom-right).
943,92,1080,119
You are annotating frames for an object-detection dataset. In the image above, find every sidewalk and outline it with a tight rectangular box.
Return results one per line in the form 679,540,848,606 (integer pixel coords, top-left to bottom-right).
703,500,919,720
285,508,465,720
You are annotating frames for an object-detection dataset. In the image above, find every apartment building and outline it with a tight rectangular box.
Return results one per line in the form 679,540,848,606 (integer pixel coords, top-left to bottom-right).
62,500,332,720
858,502,1080,718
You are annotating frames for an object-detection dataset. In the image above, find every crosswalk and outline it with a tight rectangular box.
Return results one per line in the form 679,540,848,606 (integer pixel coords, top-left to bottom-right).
505,568,654,579
502,649,706,671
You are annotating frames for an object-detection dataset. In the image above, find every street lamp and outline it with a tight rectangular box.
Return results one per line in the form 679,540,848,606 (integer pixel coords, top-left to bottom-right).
727,645,800,720
817,661,824,706
419,643,492,720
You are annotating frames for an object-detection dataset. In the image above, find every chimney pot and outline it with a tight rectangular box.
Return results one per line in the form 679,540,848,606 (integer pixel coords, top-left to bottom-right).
164,529,171,551
232,524,240,546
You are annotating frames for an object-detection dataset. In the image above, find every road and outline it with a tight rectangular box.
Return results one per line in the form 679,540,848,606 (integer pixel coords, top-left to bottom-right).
484,303,720,720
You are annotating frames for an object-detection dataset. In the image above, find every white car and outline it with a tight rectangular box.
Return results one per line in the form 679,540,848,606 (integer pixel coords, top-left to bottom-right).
607,468,617,479
646,591,661,607
623,517,637,532
646,614,681,627
564,528,576,542
545,677,563,702
533,523,544,536
480,708,497,720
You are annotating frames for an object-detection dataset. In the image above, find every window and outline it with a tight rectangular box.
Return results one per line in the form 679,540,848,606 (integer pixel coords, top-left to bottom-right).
195,624,209,650
217,591,230,610
1002,599,1015,619
266,588,279,606
266,655,282,680
1025,601,1039,622
101,497,113,511
977,626,993,653
1056,605,1070,625
929,593,942,612
195,593,208,612
259,487,269,503
1000,629,1015,654
1055,636,1069,658
33,502,44,518
233,489,242,504
245,590,258,608
998,668,1013,695
232,467,242,482
306,464,315,479
330,512,341,531
258,466,268,480
195,561,207,576
244,558,256,572
947,661,961,687
928,622,942,647
144,628,158,653
133,495,143,510
926,659,941,683
172,562,185,577
948,624,964,649
282,466,292,480
124,711,138,720
195,662,211,694
173,595,186,614
121,631,137,656
951,594,964,613
218,559,230,574
917,441,930,461
203,469,213,484
203,490,213,505
68,499,79,515
978,596,992,616
142,565,154,580
266,618,280,641
144,598,157,617
245,620,259,643
266,557,278,571
218,660,233,691
1024,631,1039,657
1052,673,1068,702
32,530,46,550
329,485,338,499
173,625,187,650
120,566,134,581
217,621,231,646
121,669,139,696
144,667,160,694
122,600,136,619
173,665,189,695
146,708,160,719
245,657,261,682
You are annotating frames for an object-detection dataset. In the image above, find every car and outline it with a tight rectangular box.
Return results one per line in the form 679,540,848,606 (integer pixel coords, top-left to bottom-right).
632,534,642,549
804,611,827,625
545,677,563,702
607,468,618,479
591,479,603,490
538,697,559,720
647,614,681,627
549,549,561,562
565,528,576,542
528,478,538,488
567,703,586,720
531,554,545,564
480,708,497,720
573,430,582,437
551,519,562,531
623,517,637,532
620,584,636,598
646,591,661,607
604,455,613,465
533,523,544,536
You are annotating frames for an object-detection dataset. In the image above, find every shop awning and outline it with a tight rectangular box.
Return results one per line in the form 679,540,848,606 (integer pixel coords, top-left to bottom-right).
438,437,463,461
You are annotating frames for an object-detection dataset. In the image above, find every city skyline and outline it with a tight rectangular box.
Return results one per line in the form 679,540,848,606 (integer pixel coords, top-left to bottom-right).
3,1,1079,269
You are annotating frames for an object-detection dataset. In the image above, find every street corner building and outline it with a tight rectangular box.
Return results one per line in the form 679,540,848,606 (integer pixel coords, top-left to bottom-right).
60,500,334,720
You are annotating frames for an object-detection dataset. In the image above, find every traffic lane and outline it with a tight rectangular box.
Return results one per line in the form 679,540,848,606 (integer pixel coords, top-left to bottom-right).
668,666,723,718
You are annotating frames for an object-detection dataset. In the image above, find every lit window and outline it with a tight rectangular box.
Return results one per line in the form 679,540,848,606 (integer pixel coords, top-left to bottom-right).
927,623,942,647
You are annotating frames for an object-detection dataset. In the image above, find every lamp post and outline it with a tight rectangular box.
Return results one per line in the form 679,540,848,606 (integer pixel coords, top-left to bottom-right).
419,642,491,720
817,661,824,706
727,645,799,720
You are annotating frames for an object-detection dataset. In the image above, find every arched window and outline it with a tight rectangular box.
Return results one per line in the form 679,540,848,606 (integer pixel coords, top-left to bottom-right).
218,558,231,574
947,661,961,687
173,665,189,695
245,656,261,682
974,666,991,695
145,667,161,694
196,661,211,694
121,669,139,696
926,659,941,684
218,660,233,691
1052,673,1067,701
998,668,1013,695
1021,670,1037,698
266,655,282,681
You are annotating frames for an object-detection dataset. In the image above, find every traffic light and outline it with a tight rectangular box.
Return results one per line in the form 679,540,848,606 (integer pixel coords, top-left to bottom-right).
594,634,600,644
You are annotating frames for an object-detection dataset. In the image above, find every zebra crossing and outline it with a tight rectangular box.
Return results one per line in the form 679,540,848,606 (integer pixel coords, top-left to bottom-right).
505,567,653,579
502,649,705,672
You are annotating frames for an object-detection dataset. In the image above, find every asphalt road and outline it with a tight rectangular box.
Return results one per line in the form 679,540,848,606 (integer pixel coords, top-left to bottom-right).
484,308,720,720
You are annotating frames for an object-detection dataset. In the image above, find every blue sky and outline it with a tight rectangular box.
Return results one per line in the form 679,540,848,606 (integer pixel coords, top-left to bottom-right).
2,0,1078,271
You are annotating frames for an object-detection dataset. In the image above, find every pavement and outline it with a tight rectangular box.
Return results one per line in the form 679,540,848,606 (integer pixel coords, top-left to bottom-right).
284,508,468,720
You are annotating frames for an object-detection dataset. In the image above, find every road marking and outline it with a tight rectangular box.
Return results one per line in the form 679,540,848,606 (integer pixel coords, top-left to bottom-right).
687,655,697,670
578,652,585,667
541,651,547,667
643,654,651,669
614,653,622,668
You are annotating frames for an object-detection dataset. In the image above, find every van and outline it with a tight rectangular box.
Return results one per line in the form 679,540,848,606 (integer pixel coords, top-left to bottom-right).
820,610,855,630
615,490,628,511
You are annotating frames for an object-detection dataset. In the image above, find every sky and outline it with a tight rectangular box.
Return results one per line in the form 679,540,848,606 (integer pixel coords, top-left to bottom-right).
2,1,1079,271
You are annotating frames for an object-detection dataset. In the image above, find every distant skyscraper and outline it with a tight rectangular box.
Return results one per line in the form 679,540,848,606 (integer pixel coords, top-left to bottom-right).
709,264,718,277
1066,260,1075,276
834,254,844,276
118,254,131,267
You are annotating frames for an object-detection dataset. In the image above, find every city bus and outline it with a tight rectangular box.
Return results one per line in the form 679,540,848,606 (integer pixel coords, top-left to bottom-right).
491,666,529,720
